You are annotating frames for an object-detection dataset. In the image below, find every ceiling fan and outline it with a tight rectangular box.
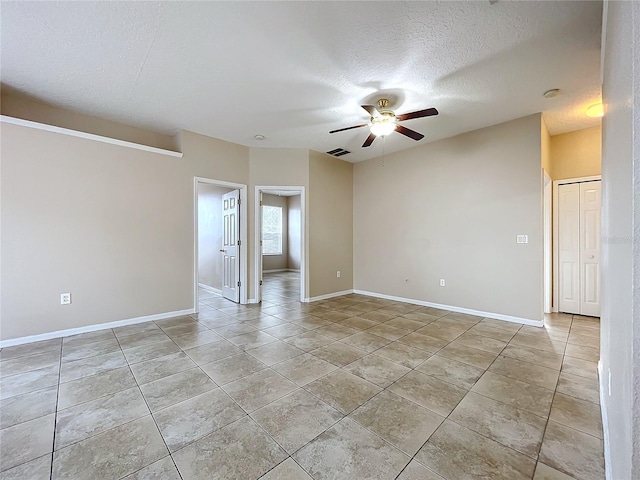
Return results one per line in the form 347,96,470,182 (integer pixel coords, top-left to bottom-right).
329,98,438,147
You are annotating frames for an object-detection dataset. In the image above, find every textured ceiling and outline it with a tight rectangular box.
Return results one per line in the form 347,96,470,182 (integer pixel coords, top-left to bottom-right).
1,1,603,162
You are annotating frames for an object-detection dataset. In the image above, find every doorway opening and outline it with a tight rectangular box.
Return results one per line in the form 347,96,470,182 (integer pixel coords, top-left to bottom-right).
254,186,306,303
194,177,248,311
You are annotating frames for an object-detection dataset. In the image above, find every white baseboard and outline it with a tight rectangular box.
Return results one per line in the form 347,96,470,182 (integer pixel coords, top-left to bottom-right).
353,290,543,327
246,298,259,304
198,283,221,295
263,269,289,273
598,361,612,480
0,308,196,348
304,289,354,303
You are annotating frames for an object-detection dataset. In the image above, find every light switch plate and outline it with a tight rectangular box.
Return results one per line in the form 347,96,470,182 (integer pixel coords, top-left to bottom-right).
516,235,528,244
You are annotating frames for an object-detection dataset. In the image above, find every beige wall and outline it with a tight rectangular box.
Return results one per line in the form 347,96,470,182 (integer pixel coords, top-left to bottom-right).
309,151,354,298
600,1,639,478
288,195,302,270
248,148,310,300
541,117,552,176
1,92,178,151
197,184,234,290
261,193,289,271
1,122,250,340
354,114,543,322
550,125,602,180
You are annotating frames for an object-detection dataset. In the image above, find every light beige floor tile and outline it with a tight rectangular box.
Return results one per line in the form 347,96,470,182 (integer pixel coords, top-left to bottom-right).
153,388,245,452
0,385,57,429
561,356,598,380
438,343,497,369
449,333,507,354
310,342,368,367
471,371,554,417
519,325,569,342
0,339,61,361
304,370,381,414
293,417,410,480
293,316,333,330
400,312,439,323
0,414,55,472
489,356,559,390
200,352,267,385
359,310,397,323
52,415,168,480
259,458,312,480
212,323,258,338
501,344,563,370
350,391,444,455
122,456,181,480
113,322,162,338
373,342,433,369
155,316,198,330
246,341,305,366
60,351,127,383
416,420,536,480
129,352,196,385
55,386,149,449
509,333,566,354
449,392,547,457
343,354,411,387
556,371,600,404
61,338,121,363
415,323,467,342
251,389,343,454
549,393,603,439
261,323,310,339
271,353,337,386
0,453,51,480
396,332,448,353
221,369,298,412
171,330,222,350
140,367,216,412
388,371,466,417
417,355,484,390
564,343,600,362
283,332,335,352
64,329,117,347
228,331,279,350
468,323,517,342
533,462,576,480
339,332,392,353
478,318,523,332
539,421,604,480
117,329,170,349
384,317,426,331
172,416,287,480
0,364,59,400
396,460,444,480
312,323,359,340
0,350,61,378
122,340,181,365
57,366,136,410
366,324,410,341
569,324,600,338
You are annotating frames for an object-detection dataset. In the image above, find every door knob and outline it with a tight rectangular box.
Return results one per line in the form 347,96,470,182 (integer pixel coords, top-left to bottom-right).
220,249,226,253
589,254,595,259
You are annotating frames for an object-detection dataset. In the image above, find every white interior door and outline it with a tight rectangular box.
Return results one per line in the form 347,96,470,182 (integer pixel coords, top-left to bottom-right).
580,181,601,316
221,190,240,303
558,183,580,314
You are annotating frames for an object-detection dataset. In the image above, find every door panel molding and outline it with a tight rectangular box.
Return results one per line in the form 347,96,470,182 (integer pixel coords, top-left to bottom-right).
552,175,601,315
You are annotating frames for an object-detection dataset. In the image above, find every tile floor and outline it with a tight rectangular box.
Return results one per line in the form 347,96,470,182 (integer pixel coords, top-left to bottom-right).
0,271,604,479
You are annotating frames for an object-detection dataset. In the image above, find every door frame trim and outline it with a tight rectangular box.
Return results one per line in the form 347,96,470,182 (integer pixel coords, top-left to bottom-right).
194,177,248,311
552,175,601,313
254,186,306,303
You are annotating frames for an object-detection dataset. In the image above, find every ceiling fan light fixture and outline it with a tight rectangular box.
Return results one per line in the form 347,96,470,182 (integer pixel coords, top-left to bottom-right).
370,116,397,137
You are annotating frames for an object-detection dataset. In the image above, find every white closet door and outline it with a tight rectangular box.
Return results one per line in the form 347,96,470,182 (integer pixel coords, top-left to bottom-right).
580,181,601,316
558,183,581,314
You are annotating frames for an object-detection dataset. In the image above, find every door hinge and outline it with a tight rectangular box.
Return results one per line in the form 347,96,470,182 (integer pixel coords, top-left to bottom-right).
237,281,241,287
238,198,241,206
260,200,263,206
237,240,241,246
259,280,263,286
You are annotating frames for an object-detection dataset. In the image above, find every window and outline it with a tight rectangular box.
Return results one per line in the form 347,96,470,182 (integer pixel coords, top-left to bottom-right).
262,205,282,255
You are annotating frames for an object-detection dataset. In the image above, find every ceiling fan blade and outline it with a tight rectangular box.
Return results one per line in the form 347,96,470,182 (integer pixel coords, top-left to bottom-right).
396,125,424,141
361,105,380,117
329,124,368,134
396,107,439,122
362,132,376,147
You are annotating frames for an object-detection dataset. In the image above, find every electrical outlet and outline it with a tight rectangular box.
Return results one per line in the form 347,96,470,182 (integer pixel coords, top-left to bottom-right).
60,293,71,305
439,279,446,287
516,234,529,244
336,271,341,278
